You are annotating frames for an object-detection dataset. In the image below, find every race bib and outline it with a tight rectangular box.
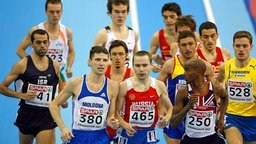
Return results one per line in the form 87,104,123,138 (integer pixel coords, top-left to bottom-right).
147,129,158,142
25,83,53,107
227,79,253,102
129,104,155,127
73,97,109,131
76,107,105,129
186,108,214,132
47,48,63,63
125,49,133,68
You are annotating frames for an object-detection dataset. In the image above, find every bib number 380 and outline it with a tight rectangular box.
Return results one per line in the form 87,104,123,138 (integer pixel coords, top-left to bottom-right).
79,114,103,124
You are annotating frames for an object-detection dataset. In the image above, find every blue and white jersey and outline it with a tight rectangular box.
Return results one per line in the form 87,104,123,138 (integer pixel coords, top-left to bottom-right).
72,75,110,131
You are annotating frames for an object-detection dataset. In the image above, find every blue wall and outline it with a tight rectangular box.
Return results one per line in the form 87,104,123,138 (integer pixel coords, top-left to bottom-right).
0,1,44,143
210,0,256,57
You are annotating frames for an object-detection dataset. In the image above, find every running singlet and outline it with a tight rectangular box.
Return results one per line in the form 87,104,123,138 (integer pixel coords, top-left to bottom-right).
104,26,136,68
197,47,225,78
185,82,217,138
159,29,172,61
105,65,131,140
72,75,110,131
224,58,256,116
166,56,186,105
15,56,59,109
37,22,69,70
123,78,159,128
105,65,131,81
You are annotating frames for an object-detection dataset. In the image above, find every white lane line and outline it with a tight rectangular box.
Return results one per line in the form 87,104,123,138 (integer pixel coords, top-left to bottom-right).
130,0,141,50
202,0,222,47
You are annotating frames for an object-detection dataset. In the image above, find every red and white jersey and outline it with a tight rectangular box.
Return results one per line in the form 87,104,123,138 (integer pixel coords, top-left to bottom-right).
123,78,159,128
197,47,225,78
159,29,172,61
105,65,131,81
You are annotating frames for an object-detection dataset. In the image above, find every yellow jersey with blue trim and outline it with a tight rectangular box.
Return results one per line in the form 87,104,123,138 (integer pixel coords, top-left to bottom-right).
225,58,256,116
166,56,186,105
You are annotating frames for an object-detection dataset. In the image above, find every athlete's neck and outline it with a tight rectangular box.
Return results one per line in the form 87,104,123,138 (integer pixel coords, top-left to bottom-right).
111,65,126,74
87,72,104,83
31,55,49,70
109,66,126,83
179,55,198,65
109,24,126,34
134,76,150,85
191,80,208,95
202,47,216,54
132,76,151,92
192,80,206,89
202,48,216,62
86,73,105,92
44,21,59,33
235,57,251,68
164,27,176,36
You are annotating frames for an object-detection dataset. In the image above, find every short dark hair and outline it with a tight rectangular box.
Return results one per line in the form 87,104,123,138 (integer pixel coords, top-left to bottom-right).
233,31,253,44
175,15,196,32
185,59,206,75
31,29,49,43
162,2,182,16
89,46,109,60
107,0,129,14
133,50,152,65
178,30,196,44
45,0,62,11
109,40,128,54
199,21,218,36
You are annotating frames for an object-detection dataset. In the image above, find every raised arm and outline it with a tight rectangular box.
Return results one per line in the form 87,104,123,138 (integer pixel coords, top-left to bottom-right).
0,58,37,100
217,63,226,86
53,60,68,108
221,48,231,61
16,26,38,58
214,84,228,132
106,79,119,129
133,30,139,54
218,94,228,132
148,32,159,55
157,59,173,82
53,60,63,92
156,80,173,128
170,87,197,128
170,43,179,57
93,29,107,47
66,28,75,78
149,32,165,71
49,77,81,142
204,60,215,84
115,81,136,136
